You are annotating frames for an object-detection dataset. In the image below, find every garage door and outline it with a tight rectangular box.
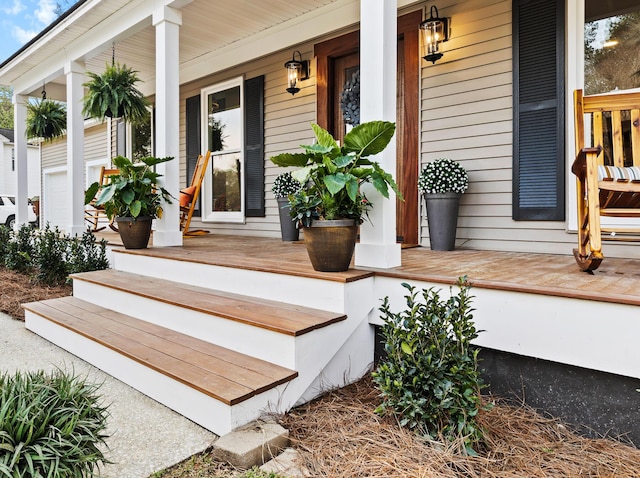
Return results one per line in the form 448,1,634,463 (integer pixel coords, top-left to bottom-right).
43,169,69,229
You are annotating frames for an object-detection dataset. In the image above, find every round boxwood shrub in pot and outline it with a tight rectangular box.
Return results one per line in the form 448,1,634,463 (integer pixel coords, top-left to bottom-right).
418,158,469,251
272,171,302,241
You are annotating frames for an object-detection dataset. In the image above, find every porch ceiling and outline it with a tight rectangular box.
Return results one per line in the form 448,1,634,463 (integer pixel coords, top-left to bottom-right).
1,0,347,99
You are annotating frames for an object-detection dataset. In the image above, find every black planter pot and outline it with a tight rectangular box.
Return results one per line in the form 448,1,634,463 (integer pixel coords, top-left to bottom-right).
277,198,300,242
115,216,152,249
105,105,125,118
302,219,357,272
424,192,461,251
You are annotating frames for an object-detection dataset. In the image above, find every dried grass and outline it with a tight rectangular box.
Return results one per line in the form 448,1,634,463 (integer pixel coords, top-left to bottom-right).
0,268,71,320
281,377,640,478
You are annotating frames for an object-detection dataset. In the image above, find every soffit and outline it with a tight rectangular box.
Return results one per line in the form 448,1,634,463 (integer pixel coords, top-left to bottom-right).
8,0,344,97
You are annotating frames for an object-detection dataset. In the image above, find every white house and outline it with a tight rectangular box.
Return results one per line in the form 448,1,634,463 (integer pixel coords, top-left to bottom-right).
1,0,639,443
0,127,41,198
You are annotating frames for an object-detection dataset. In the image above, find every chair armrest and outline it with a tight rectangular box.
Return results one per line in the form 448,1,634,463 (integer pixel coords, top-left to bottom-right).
571,146,602,178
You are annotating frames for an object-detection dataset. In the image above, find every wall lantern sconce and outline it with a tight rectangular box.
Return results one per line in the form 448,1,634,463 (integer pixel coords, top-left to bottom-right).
420,5,451,64
284,50,309,95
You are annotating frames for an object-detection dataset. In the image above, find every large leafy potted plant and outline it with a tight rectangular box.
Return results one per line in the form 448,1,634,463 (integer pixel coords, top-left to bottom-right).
418,158,469,251
272,171,302,242
82,63,150,122
84,155,173,249
26,99,66,141
270,121,400,272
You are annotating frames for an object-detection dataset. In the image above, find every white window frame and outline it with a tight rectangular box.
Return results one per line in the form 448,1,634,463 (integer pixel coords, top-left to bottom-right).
200,76,245,223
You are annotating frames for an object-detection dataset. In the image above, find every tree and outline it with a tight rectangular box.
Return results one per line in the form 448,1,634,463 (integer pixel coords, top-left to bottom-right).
585,13,640,95
0,86,13,129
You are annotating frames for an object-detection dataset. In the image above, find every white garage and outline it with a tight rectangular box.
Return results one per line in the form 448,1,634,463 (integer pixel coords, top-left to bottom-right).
43,167,69,230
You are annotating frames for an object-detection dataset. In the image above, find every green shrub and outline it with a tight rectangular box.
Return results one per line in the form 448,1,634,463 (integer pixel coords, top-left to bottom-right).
33,224,69,286
372,278,486,454
0,369,109,477
68,231,109,275
1,224,109,286
3,224,34,273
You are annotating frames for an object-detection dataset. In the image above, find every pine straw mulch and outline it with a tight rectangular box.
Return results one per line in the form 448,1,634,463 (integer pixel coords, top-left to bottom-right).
280,376,640,478
0,268,72,320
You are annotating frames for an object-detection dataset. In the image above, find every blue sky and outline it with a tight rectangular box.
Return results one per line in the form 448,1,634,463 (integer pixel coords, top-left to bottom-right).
0,0,73,63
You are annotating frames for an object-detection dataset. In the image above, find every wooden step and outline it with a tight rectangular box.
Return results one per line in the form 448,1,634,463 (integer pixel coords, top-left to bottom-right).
71,269,346,336
23,297,298,406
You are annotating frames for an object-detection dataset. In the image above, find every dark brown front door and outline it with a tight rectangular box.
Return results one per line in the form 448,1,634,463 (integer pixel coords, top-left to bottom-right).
315,11,421,245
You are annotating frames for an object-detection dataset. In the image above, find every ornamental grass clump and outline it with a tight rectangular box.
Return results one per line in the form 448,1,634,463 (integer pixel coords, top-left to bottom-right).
372,278,486,455
271,172,302,199
418,158,469,194
0,369,109,477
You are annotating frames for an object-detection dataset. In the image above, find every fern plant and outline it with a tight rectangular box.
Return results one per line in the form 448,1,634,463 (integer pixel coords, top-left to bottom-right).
83,62,150,123
26,99,66,141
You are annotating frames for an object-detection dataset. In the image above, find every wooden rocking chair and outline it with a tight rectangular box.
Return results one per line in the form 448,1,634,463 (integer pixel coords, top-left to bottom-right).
572,89,640,272
180,151,211,236
85,166,120,232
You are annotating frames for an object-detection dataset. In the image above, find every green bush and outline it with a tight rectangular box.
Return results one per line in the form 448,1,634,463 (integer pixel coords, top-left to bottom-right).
372,278,486,454
0,224,109,286
0,369,109,477
3,224,34,273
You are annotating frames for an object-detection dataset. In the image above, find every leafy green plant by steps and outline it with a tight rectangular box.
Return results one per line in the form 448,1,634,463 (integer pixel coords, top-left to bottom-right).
270,121,401,227
372,278,487,454
0,369,109,477
85,155,174,220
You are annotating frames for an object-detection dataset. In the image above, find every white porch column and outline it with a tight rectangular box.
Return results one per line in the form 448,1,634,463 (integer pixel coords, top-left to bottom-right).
152,5,182,247
354,0,401,268
65,60,86,236
12,94,29,229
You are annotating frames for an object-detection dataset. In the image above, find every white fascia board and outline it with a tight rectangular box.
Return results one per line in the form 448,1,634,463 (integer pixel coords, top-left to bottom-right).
12,0,156,96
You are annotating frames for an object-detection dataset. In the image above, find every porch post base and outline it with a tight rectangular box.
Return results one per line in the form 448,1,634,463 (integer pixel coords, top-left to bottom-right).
68,226,86,238
354,242,401,269
152,230,183,247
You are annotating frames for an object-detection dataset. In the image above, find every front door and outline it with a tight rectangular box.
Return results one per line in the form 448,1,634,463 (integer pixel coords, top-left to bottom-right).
315,11,421,244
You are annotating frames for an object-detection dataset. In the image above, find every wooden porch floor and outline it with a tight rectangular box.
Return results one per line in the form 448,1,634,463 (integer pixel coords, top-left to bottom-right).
98,233,640,307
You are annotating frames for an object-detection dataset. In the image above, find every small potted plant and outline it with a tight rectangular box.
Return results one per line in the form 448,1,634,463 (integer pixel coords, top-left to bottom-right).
270,121,400,272
26,99,66,141
82,62,150,123
272,172,302,241
418,158,469,251
84,155,173,249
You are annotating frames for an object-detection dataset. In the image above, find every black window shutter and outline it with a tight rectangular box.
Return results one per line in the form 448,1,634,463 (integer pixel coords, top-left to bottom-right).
244,75,265,217
185,94,201,214
513,0,565,220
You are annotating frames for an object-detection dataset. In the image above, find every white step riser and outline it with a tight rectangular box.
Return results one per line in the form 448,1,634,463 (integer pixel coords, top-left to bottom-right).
113,252,347,314
372,276,640,380
25,311,291,436
72,279,297,369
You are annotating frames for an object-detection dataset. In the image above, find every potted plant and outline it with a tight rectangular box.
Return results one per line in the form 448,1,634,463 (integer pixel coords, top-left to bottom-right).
84,155,173,249
270,121,400,272
418,158,469,251
82,63,150,123
272,171,302,242
26,99,66,141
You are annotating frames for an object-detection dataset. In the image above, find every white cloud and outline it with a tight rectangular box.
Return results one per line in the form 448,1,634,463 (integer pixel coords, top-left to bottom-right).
12,25,37,45
3,0,25,15
35,0,57,26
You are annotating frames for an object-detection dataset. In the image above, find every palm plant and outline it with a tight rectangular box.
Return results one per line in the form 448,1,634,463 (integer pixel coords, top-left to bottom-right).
82,62,150,123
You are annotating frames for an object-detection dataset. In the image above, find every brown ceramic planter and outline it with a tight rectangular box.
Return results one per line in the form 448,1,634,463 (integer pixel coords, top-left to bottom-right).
302,219,357,272
115,216,152,249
